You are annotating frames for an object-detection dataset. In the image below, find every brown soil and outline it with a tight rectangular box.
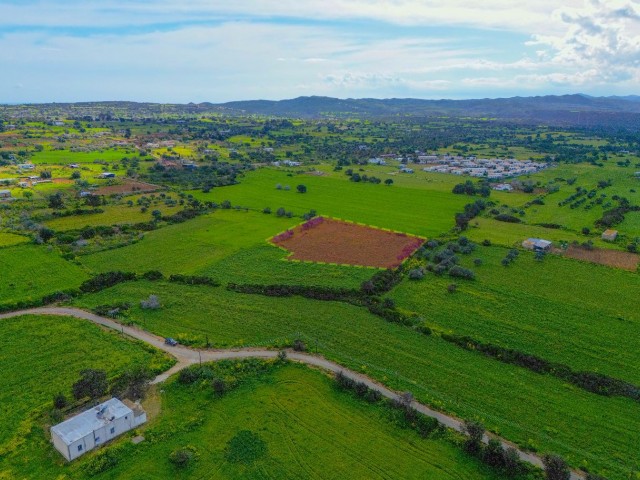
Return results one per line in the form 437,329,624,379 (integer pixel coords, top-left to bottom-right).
564,245,639,271
95,179,160,195
272,217,424,269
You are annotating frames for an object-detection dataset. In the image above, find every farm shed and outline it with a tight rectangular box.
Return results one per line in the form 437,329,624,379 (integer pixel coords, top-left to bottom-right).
99,172,116,179
50,398,146,461
0,190,12,199
522,238,552,252
601,229,618,241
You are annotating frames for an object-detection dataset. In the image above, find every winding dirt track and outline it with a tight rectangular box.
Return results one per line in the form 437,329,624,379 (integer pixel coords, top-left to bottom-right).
0,306,584,479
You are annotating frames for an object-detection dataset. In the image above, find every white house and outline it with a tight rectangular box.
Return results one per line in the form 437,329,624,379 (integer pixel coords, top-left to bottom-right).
51,398,146,461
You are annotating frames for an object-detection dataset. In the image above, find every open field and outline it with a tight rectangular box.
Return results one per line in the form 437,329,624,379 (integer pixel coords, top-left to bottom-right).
391,245,640,385
79,210,373,288
0,314,172,477
72,280,640,478
0,244,89,307
563,244,639,270
11,362,513,479
0,232,29,247
190,168,469,238
29,148,137,165
94,180,160,196
273,217,424,268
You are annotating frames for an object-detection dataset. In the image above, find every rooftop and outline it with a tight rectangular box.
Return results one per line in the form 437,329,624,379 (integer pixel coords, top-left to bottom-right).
51,398,132,445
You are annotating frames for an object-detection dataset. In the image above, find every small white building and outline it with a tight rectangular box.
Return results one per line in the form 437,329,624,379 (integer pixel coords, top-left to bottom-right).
522,238,552,252
0,189,12,199
51,398,146,461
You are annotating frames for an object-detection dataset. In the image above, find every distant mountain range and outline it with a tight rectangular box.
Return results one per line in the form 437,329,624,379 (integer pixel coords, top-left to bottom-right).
210,94,640,126
3,94,640,128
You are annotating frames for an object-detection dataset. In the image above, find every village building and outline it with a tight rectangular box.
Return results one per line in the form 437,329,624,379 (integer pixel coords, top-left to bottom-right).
0,189,12,199
492,183,513,192
601,229,618,242
50,398,146,461
368,158,386,165
98,172,116,179
522,238,552,252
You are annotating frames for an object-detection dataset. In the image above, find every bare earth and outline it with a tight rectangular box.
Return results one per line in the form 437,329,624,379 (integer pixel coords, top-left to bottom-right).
272,218,424,269
95,179,160,195
564,245,639,271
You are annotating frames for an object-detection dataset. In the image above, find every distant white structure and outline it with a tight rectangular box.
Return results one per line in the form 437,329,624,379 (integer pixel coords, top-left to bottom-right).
51,398,146,461
522,238,552,252
368,158,386,165
421,155,546,179
492,183,513,192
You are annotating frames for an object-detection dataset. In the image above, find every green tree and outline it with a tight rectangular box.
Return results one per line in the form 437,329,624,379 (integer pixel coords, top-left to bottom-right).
543,454,570,480
72,369,108,400
48,192,64,209
384,178,393,186
296,184,307,193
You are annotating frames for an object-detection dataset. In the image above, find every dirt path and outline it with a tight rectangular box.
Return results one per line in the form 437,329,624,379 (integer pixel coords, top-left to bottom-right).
0,306,584,479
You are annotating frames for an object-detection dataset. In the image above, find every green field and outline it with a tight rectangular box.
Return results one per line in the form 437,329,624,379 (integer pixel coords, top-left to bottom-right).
0,244,89,307
390,245,640,385
72,280,640,478
78,210,373,288
0,232,29,247
0,314,172,477
190,168,469,238
11,362,515,480
29,148,137,165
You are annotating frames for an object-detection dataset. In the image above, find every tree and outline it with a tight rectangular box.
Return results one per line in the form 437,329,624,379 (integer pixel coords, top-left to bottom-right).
463,419,485,455
40,170,52,179
23,190,33,201
542,454,570,480
70,170,81,179
483,439,505,468
276,207,286,217
38,227,55,243
84,194,101,207
384,178,393,186
72,369,108,400
503,447,522,477
151,209,162,220
296,184,307,193
53,392,68,409
111,365,153,400
48,192,64,209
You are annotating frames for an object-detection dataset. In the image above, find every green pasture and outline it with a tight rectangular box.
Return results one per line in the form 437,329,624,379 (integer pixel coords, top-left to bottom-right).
29,148,137,165
391,245,640,385
11,362,513,480
72,280,640,478
79,210,372,288
0,244,89,307
0,314,172,476
0,232,29,247
190,168,468,237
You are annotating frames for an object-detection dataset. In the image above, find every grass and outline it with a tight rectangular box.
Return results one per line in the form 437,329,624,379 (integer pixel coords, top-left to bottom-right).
71,280,640,478
29,148,136,165
0,314,173,476
45,203,181,231
189,168,469,238
0,244,90,307
0,232,29,247
79,210,372,288
18,362,519,479
390,245,640,385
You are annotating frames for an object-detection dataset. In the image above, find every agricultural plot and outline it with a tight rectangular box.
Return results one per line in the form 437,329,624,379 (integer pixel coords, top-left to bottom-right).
190,168,468,238
94,180,160,196
15,363,509,479
272,217,424,268
391,245,640,385
72,281,640,478
0,244,89,308
563,244,639,270
29,148,136,165
79,210,372,288
0,314,172,478
0,232,28,247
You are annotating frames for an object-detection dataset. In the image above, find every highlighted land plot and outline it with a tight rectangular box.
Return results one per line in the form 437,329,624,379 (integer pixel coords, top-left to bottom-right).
271,217,424,269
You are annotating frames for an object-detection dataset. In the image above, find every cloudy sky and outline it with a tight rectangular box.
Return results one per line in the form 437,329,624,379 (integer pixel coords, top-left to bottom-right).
1,0,639,103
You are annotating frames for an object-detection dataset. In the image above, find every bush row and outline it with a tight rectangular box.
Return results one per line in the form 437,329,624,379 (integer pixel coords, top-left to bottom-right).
442,334,640,401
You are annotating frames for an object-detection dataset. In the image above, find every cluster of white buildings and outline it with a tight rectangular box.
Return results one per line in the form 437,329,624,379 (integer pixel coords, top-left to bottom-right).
421,155,547,179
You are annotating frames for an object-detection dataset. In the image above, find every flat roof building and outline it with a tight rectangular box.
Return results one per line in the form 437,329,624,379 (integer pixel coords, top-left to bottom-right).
51,398,146,461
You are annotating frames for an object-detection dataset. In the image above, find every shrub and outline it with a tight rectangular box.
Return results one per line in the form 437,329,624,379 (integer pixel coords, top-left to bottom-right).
408,267,425,280
53,393,67,410
463,419,485,456
542,454,570,480
447,283,457,293
140,294,161,310
293,339,306,352
142,270,164,281
169,446,198,469
72,369,107,400
80,271,137,293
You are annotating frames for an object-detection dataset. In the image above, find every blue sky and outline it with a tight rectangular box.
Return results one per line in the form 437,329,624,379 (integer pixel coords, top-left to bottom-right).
0,0,639,103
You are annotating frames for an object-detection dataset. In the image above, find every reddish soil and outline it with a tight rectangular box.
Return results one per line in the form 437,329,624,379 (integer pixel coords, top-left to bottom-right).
272,217,424,269
564,245,639,271
95,180,160,195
